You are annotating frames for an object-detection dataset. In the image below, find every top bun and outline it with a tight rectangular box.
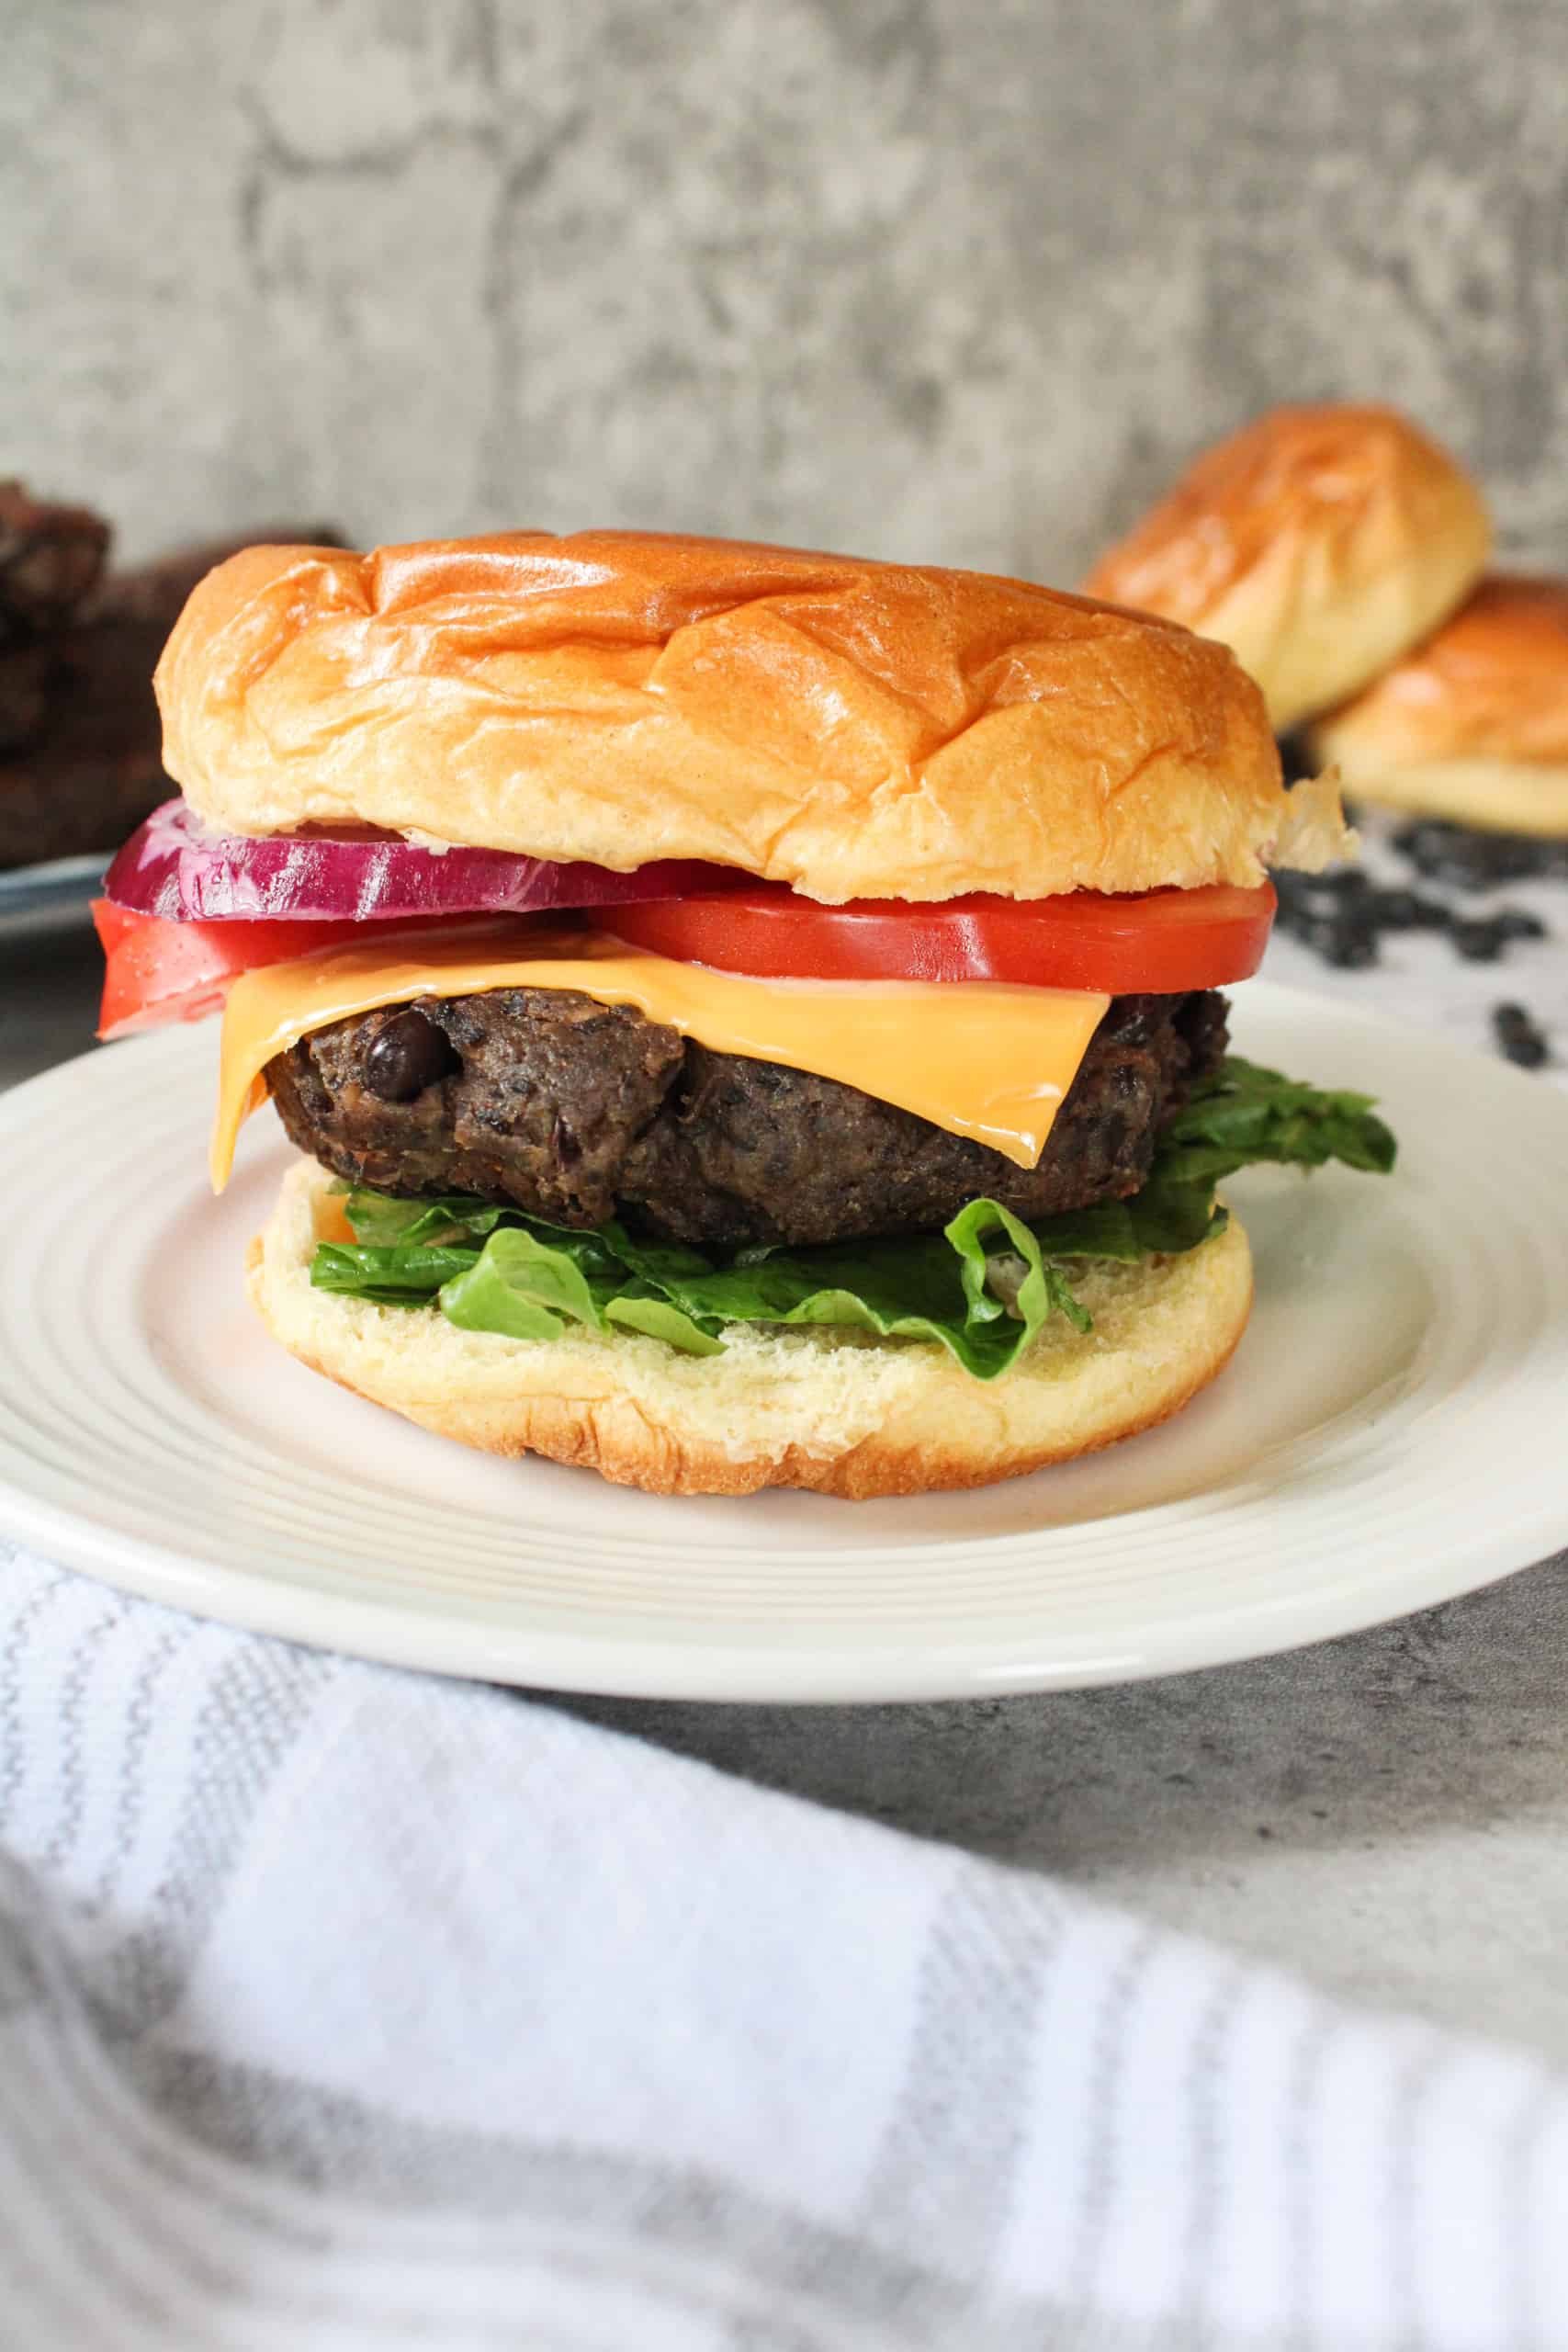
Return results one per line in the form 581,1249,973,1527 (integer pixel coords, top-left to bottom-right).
154,529,1337,906
1308,576,1568,837
1084,405,1490,734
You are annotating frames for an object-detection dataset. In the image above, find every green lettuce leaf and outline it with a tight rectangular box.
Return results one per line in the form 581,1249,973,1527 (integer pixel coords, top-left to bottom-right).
310,1243,487,1306
438,1225,727,1356
1163,1056,1398,1180
308,1055,1395,1379
324,1192,506,1247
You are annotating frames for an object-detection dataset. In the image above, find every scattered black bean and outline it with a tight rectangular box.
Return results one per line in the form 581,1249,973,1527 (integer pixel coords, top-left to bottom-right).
1492,1002,1550,1069
1272,843,1554,970
1451,918,1510,963
1492,907,1548,942
1298,887,1348,922
1273,870,1375,964
1308,911,1379,967
1391,819,1568,891
1369,888,1425,931
1271,872,1313,915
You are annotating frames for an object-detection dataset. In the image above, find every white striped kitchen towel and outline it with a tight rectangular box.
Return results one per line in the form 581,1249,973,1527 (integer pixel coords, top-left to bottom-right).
0,1534,1563,2351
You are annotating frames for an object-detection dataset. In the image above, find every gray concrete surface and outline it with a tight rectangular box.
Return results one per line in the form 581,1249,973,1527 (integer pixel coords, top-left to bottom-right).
4,1,1568,576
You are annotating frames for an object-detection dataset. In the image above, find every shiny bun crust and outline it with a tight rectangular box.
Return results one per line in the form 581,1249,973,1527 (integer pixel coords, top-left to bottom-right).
249,1158,1254,1500
1309,577,1568,836
1084,405,1490,734
155,529,1303,904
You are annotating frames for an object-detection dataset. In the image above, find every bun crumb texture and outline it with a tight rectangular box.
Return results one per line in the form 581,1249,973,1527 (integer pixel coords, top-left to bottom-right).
249,1158,1255,1499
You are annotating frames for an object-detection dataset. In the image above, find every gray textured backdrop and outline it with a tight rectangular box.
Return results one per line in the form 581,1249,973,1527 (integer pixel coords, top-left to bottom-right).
5,0,1567,578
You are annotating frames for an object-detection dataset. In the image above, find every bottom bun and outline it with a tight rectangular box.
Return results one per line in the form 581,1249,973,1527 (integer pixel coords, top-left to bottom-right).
249,1158,1255,1499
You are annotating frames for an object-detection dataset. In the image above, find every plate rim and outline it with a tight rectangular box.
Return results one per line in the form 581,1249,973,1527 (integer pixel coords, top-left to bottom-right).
1,1474,1562,1703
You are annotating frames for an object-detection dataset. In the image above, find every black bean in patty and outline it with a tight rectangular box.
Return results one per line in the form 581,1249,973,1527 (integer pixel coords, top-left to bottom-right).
266,986,1230,1251
364,1008,461,1102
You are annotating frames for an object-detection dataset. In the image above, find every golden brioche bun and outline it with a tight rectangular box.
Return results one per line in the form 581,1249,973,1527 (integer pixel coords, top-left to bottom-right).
249,1157,1254,1500
1309,577,1568,836
1084,405,1491,734
154,528,1342,904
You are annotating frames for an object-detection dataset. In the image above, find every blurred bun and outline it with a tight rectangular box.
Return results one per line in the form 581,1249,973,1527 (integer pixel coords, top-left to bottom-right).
1084,405,1490,733
1309,577,1568,836
155,528,1325,904
249,1158,1255,1500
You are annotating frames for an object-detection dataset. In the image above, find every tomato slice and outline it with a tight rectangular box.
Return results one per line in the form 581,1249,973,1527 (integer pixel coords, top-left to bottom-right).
602,882,1277,993
94,903,377,1040
95,904,535,1039
96,876,1277,1042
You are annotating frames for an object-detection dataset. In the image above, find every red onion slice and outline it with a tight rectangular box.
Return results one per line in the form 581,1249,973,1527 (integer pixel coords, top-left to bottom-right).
105,798,739,922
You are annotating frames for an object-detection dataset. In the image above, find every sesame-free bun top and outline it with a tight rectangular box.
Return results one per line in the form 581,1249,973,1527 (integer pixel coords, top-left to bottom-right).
1308,576,1568,837
154,529,1342,905
1084,405,1491,735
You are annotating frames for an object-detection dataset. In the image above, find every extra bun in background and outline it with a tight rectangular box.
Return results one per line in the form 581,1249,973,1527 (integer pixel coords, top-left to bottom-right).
250,1160,1256,1500
1084,404,1491,734
155,529,1346,904
1308,577,1568,837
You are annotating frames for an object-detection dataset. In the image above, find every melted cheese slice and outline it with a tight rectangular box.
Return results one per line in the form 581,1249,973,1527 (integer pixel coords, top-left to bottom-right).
211,923,1109,1189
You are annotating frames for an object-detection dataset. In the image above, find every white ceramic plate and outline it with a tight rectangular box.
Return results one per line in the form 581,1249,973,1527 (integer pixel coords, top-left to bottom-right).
0,985,1564,1701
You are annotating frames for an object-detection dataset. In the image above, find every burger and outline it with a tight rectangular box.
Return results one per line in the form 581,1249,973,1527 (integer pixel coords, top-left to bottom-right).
1308,575,1568,838
1083,404,1490,735
95,530,1394,1498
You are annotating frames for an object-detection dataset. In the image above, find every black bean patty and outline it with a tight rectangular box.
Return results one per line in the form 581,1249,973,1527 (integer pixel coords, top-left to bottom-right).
267,986,1228,1250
